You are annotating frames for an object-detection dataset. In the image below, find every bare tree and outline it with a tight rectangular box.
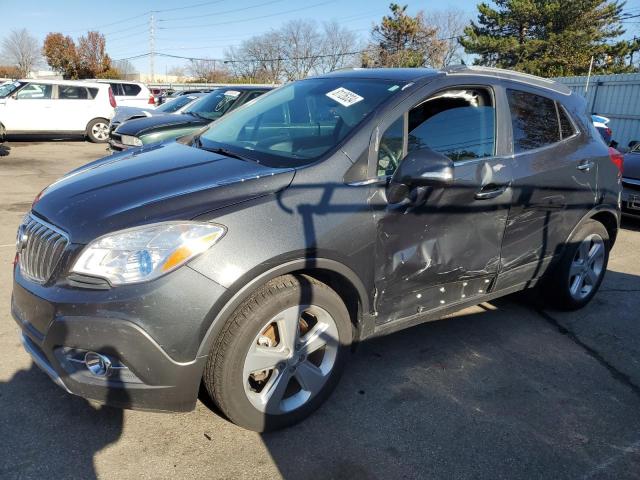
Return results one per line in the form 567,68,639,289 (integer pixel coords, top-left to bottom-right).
224,18,360,82
1,29,40,78
425,9,466,67
280,20,322,80
316,21,360,73
114,59,137,79
187,58,218,81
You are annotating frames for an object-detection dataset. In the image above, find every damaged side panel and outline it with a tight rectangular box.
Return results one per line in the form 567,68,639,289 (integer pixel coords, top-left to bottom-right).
371,158,513,324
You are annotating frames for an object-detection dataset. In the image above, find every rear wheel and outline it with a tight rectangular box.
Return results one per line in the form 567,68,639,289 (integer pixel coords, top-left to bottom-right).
203,274,352,432
86,118,109,143
543,220,610,310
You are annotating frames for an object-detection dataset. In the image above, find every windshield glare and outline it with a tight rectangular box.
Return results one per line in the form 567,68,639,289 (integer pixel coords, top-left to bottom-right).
200,78,405,166
185,89,242,120
0,81,26,98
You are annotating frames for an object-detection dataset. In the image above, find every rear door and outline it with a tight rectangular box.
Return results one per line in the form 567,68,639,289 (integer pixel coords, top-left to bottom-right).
55,84,96,131
496,87,598,289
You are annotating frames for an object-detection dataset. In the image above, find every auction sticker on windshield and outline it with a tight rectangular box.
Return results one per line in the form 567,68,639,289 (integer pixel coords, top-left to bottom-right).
326,87,364,107
225,90,241,98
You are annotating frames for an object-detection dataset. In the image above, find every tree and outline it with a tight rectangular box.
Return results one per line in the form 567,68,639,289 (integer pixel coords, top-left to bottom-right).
43,33,78,78
460,0,633,76
365,3,447,68
43,31,112,79
187,58,231,82
77,31,111,78
0,65,22,79
224,19,359,82
425,9,467,67
114,59,136,79
1,29,41,78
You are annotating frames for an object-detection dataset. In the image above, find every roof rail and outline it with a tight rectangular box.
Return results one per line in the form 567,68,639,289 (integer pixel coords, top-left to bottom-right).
443,65,571,95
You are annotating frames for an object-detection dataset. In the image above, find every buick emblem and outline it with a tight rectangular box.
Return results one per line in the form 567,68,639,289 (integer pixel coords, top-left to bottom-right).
16,226,28,253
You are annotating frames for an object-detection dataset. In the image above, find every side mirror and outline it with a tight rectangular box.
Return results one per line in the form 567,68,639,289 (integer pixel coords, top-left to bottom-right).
10,93,18,100
391,148,454,188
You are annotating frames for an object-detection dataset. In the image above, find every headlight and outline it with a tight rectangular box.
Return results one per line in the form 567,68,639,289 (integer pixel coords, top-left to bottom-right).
71,222,226,285
120,134,143,146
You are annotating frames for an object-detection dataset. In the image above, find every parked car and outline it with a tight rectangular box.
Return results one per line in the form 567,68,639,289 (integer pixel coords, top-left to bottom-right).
109,86,271,151
109,93,206,133
0,79,115,142
11,67,621,432
93,80,155,108
592,114,613,145
622,143,640,216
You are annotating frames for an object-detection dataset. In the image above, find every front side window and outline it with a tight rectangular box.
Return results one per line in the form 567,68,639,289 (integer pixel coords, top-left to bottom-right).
507,89,560,153
199,78,405,166
16,83,53,99
377,117,404,177
376,88,496,176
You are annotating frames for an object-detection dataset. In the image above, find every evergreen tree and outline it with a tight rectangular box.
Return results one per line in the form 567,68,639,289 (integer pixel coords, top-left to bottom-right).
460,0,633,76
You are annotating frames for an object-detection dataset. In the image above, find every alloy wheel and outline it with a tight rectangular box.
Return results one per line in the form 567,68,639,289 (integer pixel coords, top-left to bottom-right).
91,122,109,141
568,233,605,301
242,305,339,415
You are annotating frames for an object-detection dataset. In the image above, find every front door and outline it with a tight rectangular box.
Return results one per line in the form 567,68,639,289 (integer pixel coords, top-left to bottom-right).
370,83,513,324
5,82,55,131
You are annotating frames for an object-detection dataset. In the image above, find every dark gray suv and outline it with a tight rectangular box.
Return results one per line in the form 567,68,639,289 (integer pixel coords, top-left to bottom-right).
11,67,621,432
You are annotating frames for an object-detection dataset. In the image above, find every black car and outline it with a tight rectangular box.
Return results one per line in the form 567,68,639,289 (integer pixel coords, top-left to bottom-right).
622,143,640,216
11,67,621,432
109,86,271,151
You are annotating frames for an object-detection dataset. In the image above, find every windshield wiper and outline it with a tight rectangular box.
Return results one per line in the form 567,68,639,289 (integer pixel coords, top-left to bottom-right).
203,146,247,160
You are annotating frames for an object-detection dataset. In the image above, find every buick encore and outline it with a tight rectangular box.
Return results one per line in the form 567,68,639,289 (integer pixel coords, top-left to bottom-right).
11,67,622,431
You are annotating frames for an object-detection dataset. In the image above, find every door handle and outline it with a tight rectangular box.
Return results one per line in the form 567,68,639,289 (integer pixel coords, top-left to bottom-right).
475,184,508,200
577,161,595,172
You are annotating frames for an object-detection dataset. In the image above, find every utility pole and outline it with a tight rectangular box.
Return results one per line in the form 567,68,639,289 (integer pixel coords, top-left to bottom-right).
149,12,155,83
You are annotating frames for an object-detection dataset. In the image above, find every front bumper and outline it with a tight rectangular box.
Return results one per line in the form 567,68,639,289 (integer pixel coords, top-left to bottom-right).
11,266,227,412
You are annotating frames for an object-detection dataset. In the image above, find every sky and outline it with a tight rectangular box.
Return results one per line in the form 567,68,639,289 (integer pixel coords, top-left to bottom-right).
2,0,640,76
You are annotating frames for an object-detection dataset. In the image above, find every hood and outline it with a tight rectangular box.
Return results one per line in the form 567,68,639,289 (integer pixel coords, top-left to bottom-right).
623,152,640,180
33,142,295,244
112,106,157,125
115,113,208,136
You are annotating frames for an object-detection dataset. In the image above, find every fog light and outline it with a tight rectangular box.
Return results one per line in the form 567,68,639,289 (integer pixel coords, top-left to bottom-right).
84,351,112,377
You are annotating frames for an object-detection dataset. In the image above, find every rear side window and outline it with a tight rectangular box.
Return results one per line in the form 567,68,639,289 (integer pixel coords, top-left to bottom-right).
58,85,89,99
88,87,99,99
507,89,560,153
122,83,141,96
558,105,576,139
109,83,124,96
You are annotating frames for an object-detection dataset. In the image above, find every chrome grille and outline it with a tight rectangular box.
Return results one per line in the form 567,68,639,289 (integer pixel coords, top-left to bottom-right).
18,215,69,284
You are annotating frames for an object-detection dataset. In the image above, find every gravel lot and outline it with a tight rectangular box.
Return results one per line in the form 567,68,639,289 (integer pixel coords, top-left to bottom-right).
1,140,639,480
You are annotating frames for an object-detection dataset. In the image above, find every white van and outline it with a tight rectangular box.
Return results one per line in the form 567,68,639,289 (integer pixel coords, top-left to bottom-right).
0,80,115,142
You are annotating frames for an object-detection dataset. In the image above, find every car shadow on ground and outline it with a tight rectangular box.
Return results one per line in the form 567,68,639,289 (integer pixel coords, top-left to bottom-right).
258,271,640,480
0,145,9,157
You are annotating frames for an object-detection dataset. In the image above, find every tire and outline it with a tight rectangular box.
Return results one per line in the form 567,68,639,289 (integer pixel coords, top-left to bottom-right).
543,219,610,310
86,118,109,143
203,274,352,432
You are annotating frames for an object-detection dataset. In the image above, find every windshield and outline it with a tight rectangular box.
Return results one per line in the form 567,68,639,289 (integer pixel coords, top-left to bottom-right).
0,81,26,98
156,95,198,113
184,89,243,120
199,78,406,166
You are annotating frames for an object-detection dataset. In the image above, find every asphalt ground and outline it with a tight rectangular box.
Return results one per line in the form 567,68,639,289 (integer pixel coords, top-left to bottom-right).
0,140,639,479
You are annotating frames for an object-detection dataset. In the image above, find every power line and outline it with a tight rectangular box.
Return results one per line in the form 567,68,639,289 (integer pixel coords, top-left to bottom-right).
157,0,337,30
158,0,287,23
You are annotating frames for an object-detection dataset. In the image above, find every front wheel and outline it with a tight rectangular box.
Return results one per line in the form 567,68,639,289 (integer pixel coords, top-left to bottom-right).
542,219,610,310
86,118,109,143
203,274,352,432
